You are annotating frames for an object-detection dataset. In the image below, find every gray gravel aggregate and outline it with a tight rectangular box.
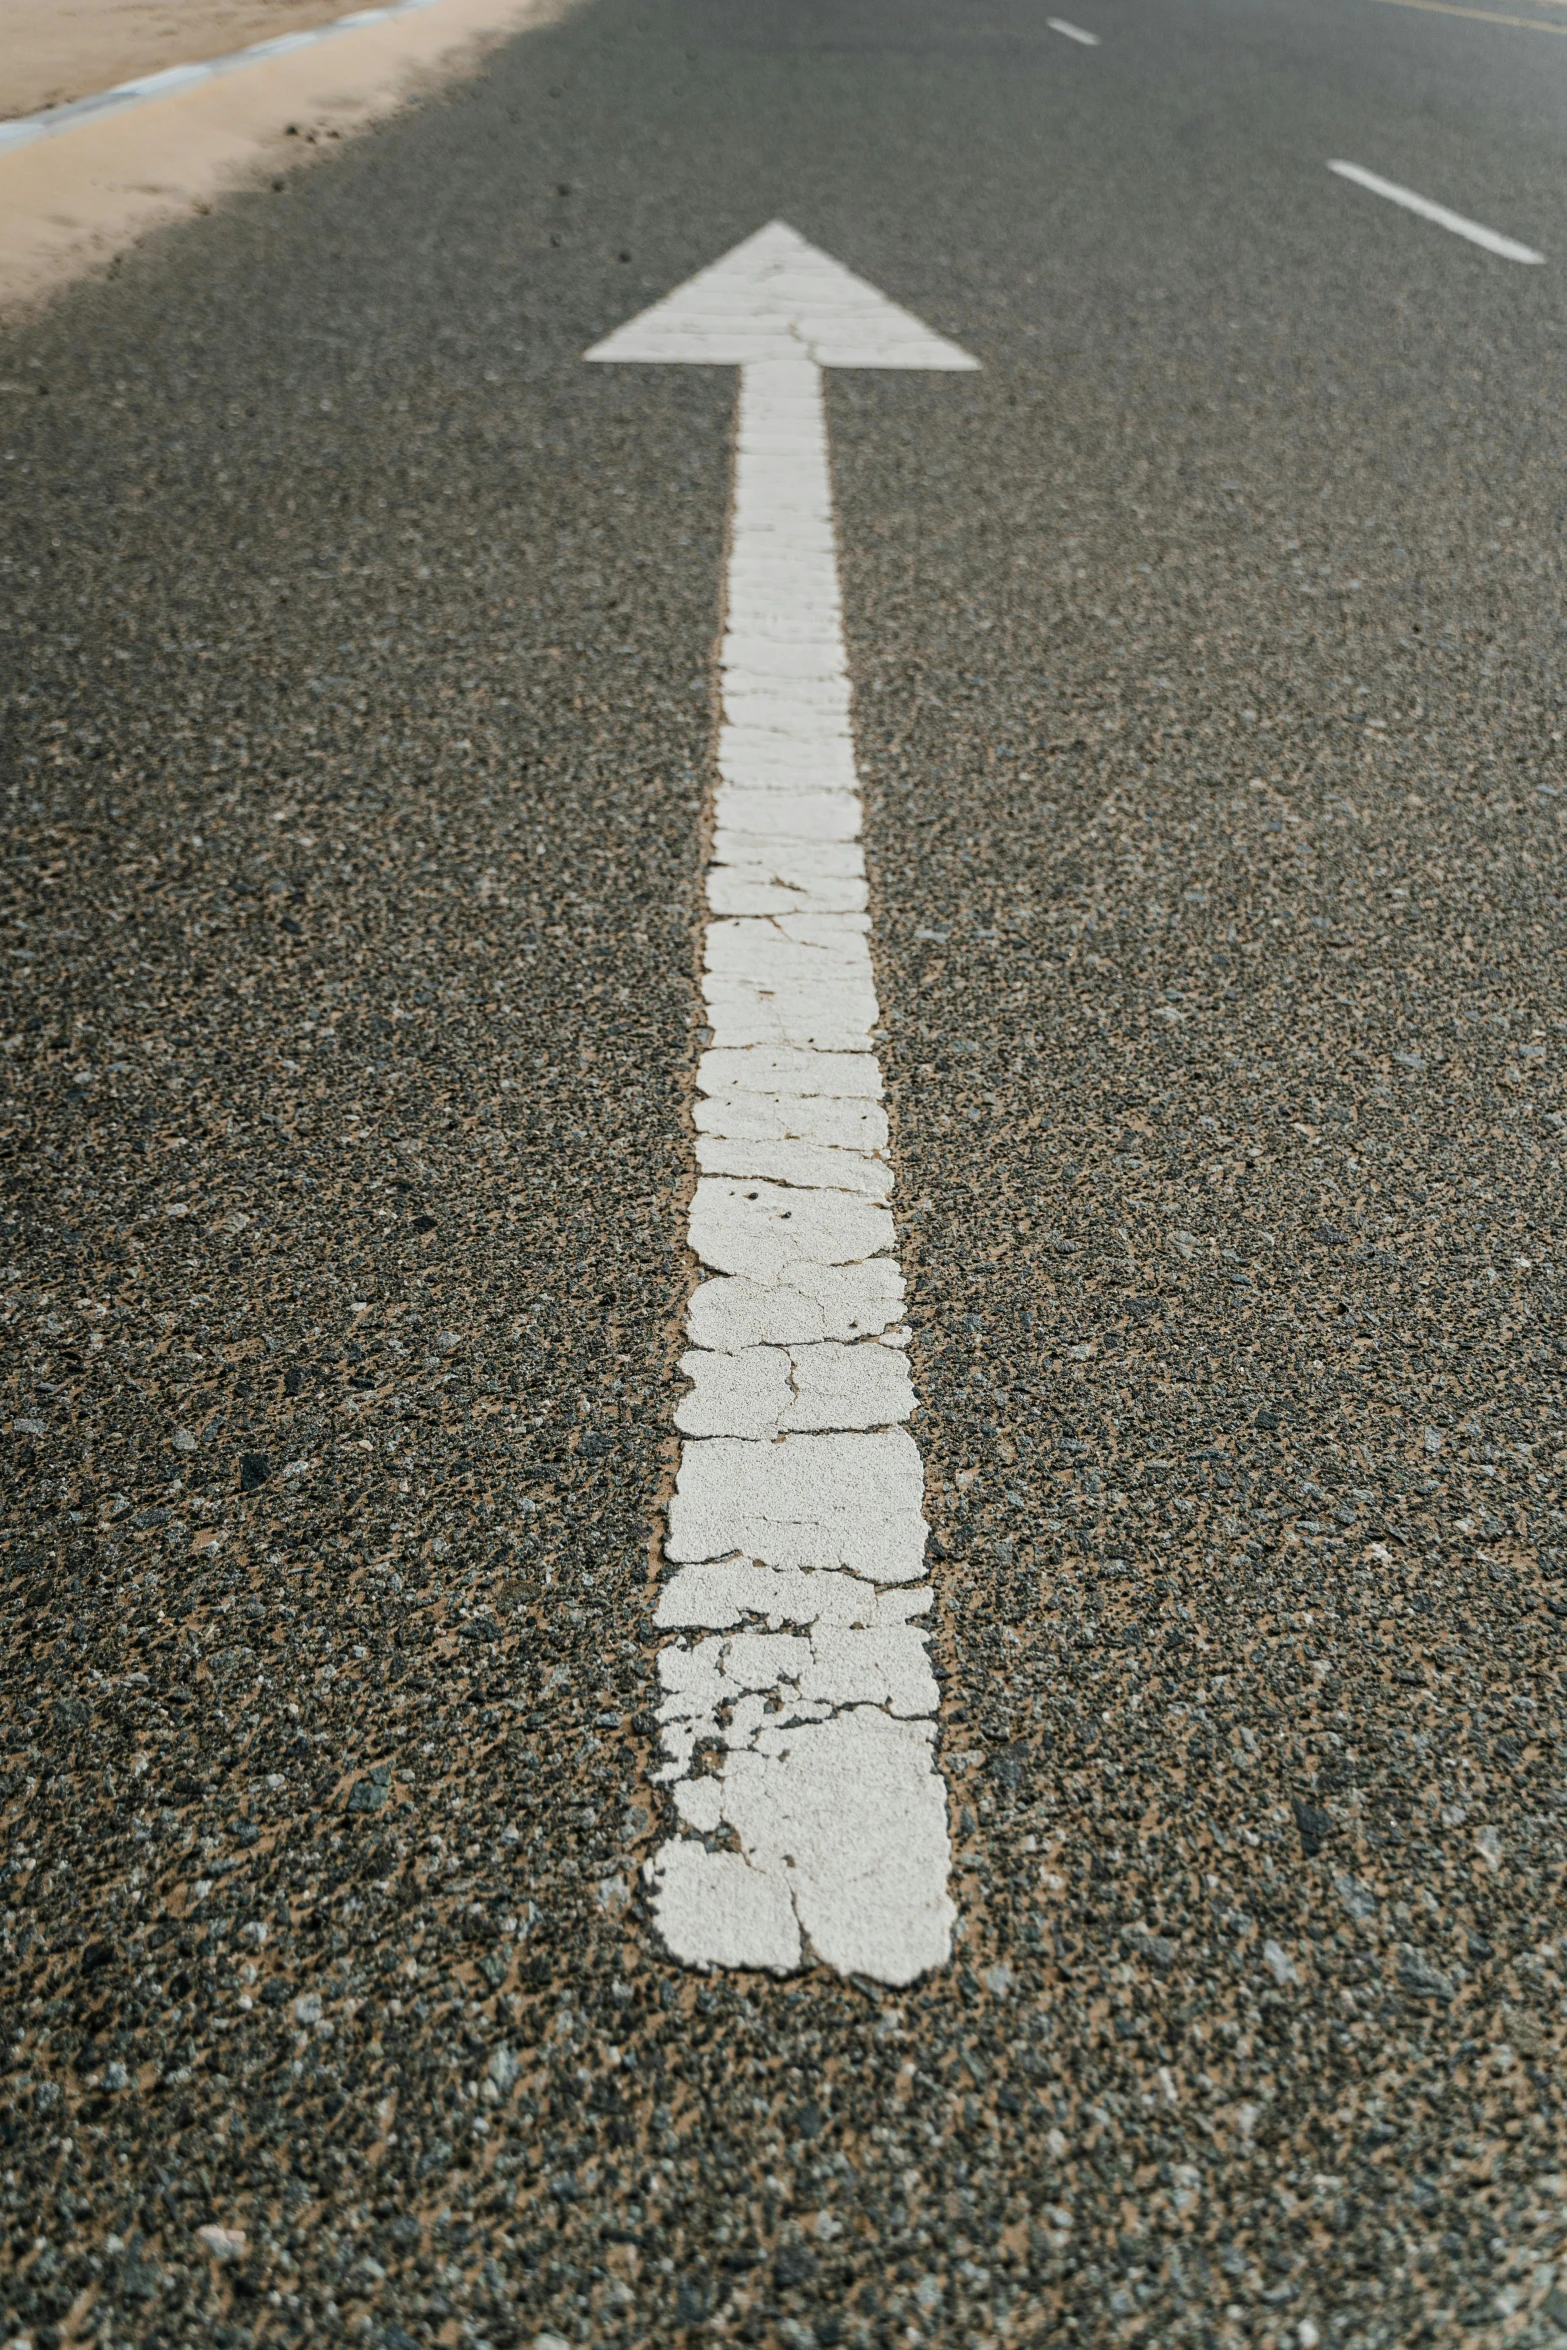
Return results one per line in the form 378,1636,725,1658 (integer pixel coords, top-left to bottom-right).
2,0,1566,2343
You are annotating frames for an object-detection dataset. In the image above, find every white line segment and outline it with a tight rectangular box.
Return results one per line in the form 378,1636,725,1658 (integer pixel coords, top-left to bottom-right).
1328,160,1544,263
0,0,447,158
1048,18,1103,41
587,223,977,1985
1375,0,1567,34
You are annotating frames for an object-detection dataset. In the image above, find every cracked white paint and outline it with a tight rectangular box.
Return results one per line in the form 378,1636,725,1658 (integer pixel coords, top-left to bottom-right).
668,1428,928,1581
689,1177,894,1285
696,1086,889,1153
686,1258,907,1353
705,842,867,918
654,1562,935,1633
694,1134,894,1197
588,222,977,1984
675,1340,915,1438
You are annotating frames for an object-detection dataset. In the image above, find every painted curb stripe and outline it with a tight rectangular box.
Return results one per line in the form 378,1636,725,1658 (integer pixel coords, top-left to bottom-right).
0,0,447,159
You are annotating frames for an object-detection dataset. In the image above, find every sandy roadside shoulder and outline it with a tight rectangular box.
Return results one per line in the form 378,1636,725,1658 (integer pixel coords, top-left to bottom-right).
0,0,442,123
0,0,577,321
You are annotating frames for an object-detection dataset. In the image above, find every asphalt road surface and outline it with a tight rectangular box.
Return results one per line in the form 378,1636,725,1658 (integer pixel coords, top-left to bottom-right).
3,0,1567,2342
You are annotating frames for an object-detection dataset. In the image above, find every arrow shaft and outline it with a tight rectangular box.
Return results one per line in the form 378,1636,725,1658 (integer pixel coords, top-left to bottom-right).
649,360,954,1986
725,360,854,795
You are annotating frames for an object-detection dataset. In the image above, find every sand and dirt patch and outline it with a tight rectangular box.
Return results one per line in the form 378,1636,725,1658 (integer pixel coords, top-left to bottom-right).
0,0,577,316
0,0,423,122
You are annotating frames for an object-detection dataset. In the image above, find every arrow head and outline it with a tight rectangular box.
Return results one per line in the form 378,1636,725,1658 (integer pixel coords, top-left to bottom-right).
585,221,978,371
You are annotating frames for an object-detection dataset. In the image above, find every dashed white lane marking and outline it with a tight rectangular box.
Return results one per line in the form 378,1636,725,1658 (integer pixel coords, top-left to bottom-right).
1328,160,1544,263
0,0,447,158
1047,17,1103,41
588,223,977,1985
1374,0,1567,34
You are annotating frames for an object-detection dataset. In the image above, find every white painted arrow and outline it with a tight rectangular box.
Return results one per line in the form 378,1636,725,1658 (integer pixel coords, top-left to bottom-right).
587,224,977,1987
